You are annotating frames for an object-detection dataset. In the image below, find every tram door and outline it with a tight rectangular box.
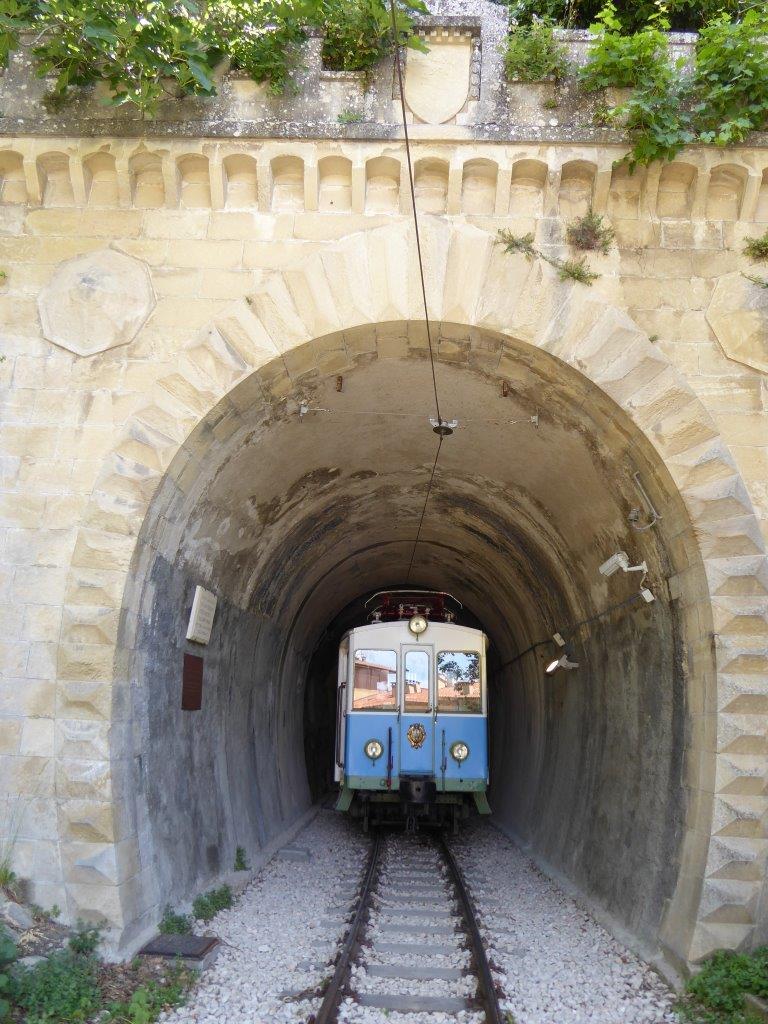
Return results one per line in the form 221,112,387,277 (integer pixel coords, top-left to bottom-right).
400,646,434,776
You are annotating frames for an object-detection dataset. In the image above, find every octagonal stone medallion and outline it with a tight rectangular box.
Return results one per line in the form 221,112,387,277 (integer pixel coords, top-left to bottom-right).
706,271,768,375
38,249,155,357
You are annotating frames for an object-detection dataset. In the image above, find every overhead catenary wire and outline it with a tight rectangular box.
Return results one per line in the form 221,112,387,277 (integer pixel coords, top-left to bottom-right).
388,0,447,583
389,0,442,427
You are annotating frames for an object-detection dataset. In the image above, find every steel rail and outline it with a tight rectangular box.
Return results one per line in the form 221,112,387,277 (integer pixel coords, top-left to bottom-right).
313,831,382,1024
439,834,506,1024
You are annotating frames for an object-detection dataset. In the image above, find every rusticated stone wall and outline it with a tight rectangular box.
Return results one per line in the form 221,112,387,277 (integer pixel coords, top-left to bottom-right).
0,0,766,973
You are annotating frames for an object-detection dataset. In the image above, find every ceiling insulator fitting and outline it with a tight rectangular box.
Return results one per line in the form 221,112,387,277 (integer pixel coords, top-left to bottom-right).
335,375,343,392
430,417,459,437
501,381,510,398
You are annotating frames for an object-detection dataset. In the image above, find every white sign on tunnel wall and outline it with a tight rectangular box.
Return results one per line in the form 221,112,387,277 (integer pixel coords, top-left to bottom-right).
186,585,218,645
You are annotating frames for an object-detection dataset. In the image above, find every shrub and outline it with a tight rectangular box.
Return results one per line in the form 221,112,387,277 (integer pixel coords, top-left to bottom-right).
192,885,233,923
158,906,192,936
505,0,740,32
580,3,768,167
0,927,16,1023
0,0,428,111
13,950,101,1023
681,947,768,1018
320,0,427,76
104,964,192,1024
566,209,615,253
503,17,569,82
692,10,768,148
234,847,249,872
68,921,101,956
579,2,671,92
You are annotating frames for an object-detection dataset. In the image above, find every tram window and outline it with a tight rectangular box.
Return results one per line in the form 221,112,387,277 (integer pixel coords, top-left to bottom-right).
437,651,481,713
404,650,430,711
353,649,397,711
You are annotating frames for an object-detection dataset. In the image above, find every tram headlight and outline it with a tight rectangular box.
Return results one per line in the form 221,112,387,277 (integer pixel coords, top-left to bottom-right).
364,738,383,761
450,741,469,763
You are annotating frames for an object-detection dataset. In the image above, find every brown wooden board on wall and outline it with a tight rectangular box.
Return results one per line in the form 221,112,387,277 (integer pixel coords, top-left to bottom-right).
182,653,204,710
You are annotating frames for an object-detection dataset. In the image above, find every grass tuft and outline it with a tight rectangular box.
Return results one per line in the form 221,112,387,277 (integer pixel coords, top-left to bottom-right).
192,885,233,923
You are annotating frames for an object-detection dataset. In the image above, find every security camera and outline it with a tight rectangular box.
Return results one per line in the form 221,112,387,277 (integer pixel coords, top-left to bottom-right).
599,551,630,577
599,551,648,577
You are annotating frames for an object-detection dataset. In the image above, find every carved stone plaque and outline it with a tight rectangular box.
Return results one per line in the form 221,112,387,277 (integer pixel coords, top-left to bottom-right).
404,36,472,125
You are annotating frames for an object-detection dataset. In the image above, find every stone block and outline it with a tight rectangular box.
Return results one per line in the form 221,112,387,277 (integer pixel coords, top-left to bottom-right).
38,249,155,358
19,718,54,756
58,799,115,843
55,758,112,800
0,719,22,754
706,272,768,375
56,719,111,758
166,239,243,269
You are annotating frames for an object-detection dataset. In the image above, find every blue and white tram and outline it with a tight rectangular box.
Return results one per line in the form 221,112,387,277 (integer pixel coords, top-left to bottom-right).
334,591,491,830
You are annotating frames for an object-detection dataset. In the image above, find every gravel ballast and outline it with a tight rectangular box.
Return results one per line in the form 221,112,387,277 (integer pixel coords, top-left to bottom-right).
454,824,679,1024
159,811,679,1024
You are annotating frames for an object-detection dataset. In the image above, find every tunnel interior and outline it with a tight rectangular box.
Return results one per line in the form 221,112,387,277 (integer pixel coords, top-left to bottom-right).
123,322,712,948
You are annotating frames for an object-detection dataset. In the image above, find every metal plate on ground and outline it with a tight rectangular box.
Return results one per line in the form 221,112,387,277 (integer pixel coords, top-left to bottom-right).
139,934,219,961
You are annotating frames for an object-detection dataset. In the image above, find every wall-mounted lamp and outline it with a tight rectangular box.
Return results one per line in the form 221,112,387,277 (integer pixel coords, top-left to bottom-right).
545,652,579,675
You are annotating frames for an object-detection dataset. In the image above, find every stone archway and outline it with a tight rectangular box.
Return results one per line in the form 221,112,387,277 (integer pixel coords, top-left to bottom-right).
59,220,767,963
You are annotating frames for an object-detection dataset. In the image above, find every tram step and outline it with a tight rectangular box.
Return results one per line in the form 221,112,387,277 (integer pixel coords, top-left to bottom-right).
366,963,464,981
356,993,473,1013
374,940,460,956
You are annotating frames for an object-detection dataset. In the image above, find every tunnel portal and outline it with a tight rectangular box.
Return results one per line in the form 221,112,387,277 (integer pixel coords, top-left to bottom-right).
125,323,709,957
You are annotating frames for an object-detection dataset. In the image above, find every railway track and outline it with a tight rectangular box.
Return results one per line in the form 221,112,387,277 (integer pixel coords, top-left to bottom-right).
313,829,505,1023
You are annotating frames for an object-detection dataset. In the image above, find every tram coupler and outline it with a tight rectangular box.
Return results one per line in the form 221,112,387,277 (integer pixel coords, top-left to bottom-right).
399,775,436,805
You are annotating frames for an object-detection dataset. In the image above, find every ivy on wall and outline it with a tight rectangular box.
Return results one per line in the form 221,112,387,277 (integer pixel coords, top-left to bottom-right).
0,0,426,114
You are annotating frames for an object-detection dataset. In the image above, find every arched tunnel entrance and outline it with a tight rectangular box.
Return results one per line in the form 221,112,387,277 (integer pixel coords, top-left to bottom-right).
125,322,715,956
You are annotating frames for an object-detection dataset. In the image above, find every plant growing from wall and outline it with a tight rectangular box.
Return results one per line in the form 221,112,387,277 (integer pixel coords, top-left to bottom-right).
234,846,249,872
566,209,615,253
744,230,768,262
497,228,599,285
503,16,570,82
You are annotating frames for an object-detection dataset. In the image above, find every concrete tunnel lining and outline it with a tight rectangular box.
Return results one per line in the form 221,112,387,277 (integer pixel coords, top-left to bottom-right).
122,323,713,956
